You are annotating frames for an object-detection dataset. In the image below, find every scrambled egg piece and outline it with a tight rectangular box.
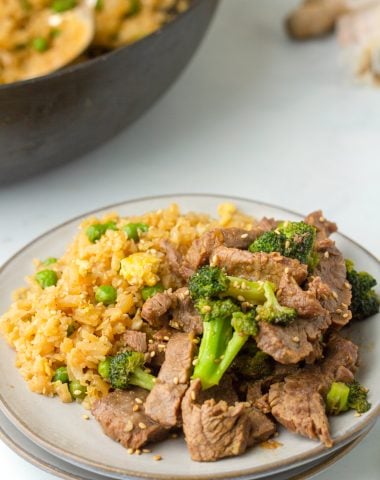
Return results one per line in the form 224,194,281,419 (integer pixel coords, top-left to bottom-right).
120,253,160,287
218,202,237,226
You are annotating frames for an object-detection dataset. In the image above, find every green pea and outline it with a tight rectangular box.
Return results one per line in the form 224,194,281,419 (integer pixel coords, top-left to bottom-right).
52,366,69,384
32,37,49,53
52,0,77,13
103,221,118,231
69,380,87,399
122,223,149,242
66,322,78,337
128,0,141,16
35,269,58,288
98,357,111,379
141,284,164,301
95,0,103,11
86,223,106,243
42,257,57,266
95,285,117,305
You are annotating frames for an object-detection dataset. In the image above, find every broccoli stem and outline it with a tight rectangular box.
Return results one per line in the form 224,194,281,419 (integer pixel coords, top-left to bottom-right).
225,276,268,304
129,367,156,391
212,332,249,386
193,317,233,390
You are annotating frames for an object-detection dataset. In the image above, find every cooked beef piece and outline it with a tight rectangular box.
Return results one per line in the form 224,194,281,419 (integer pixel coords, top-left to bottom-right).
268,334,358,447
277,272,327,318
255,312,331,365
180,220,277,279
305,210,337,241
145,332,196,427
182,379,276,462
159,239,185,289
210,246,308,287
92,388,169,449
313,240,352,327
122,330,147,353
197,375,239,405
141,292,172,328
141,287,202,334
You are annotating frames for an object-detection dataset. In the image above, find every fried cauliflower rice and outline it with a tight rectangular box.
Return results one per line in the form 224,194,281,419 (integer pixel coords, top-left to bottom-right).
0,203,254,409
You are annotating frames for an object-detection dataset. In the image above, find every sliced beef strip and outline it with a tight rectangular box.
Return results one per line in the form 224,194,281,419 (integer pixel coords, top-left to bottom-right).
277,272,327,318
313,240,352,328
255,313,331,365
145,332,196,427
197,374,239,405
210,246,308,287
92,388,169,450
159,239,185,289
141,288,202,334
122,330,147,353
268,334,358,447
181,379,276,462
180,220,277,279
305,210,337,241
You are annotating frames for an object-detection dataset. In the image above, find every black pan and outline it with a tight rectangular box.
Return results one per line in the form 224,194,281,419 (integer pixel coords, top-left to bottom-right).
0,0,218,183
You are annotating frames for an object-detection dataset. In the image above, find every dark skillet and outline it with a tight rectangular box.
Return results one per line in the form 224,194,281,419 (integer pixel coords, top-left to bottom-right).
0,0,219,184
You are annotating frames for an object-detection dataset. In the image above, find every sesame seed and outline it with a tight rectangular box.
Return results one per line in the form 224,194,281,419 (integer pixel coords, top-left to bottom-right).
173,377,179,385
150,350,156,358
135,397,143,404
319,216,325,222
128,448,134,454
233,281,239,288
336,308,342,314
163,336,170,341
148,339,153,344
341,303,348,309
343,313,349,319
192,358,198,366
171,433,178,439
324,251,329,259
82,414,90,420
158,343,166,349
344,281,351,289
74,390,82,396
332,291,338,300
201,305,211,313
132,404,140,412
143,449,151,453
124,420,133,432
191,391,196,401
153,455,162,461
285,240,290,250
292,336,300,343
192,337,200,344
354,412,362,418
135,449,142,455
138,422,147,430
241,233,249,239
237,295,245,302
284,267,290,274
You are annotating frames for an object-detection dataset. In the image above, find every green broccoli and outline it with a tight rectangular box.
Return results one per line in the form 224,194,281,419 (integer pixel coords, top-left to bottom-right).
108,351,155,391
326,381,371,415
256,281,297,326
232,349,273,379
192,299,258,390
345,260,379,321
249,221,318,268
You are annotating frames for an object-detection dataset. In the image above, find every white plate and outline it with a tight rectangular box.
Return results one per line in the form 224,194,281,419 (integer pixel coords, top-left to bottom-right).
0,195,379,480
0,409,374,480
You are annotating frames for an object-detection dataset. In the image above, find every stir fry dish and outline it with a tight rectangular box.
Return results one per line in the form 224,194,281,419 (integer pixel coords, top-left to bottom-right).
0,0,190,84
0,204,378,462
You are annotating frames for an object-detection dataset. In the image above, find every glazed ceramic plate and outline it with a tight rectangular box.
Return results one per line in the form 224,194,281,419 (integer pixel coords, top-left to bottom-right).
0,195,379,480
0,410,374,480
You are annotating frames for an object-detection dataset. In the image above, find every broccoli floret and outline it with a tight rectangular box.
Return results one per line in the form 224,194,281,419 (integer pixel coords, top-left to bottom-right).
109,351,155,391
256,281,297,326
249,221,317,268
232,350,273,379
346,260,379,321
189,266,267,304
326,381,371,415
192,299,258,389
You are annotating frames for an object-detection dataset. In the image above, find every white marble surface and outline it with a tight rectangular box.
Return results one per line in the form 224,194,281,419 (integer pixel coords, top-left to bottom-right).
0,0,379,479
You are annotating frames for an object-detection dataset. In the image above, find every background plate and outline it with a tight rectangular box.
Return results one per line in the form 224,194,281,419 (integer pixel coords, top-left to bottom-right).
0,195,378,480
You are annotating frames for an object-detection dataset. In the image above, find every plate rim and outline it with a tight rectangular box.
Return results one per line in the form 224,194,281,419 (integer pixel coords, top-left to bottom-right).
0,416,375,480
0,193,379,480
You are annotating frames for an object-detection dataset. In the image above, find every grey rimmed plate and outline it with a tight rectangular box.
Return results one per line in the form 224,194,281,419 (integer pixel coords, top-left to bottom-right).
0,194,379,480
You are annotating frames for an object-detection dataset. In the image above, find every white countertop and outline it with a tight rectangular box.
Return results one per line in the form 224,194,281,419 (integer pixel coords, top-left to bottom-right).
0,0,379,479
